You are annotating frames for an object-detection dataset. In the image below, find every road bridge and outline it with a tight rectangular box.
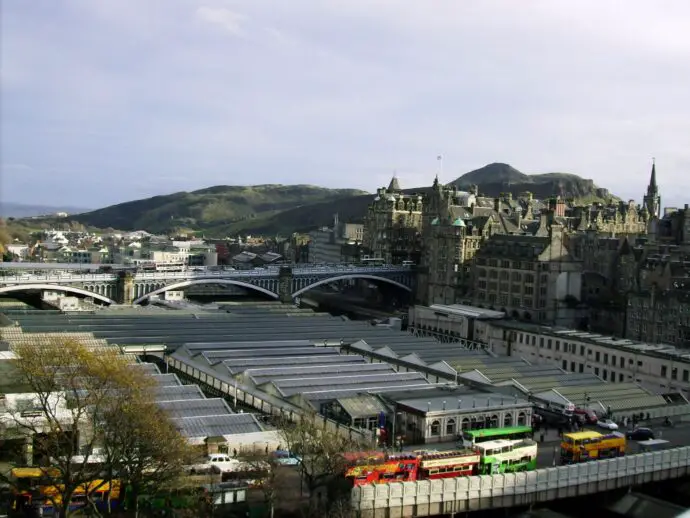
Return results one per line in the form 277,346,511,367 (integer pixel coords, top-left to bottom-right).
0,264,415,305
350,446,690,517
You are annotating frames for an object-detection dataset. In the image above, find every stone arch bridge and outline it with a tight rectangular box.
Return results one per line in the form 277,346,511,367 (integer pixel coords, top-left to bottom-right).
0,265,415,305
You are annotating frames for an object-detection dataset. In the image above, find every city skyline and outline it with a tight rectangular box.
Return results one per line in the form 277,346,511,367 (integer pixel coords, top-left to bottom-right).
2,1,690,208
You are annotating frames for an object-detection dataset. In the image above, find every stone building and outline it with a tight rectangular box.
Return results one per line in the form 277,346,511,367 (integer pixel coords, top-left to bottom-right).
472,223,582,325
363,176,423,264
416,180,543,306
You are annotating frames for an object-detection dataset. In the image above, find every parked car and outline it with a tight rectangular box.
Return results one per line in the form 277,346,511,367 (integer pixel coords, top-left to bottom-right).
574,408,599,424
598,419,619,431
272,450,302,466
626,427,655,441
188,454,241,474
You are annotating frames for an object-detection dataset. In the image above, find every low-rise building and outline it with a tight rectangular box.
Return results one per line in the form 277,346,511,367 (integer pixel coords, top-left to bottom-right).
379,387,532,445
408,304,506,343
483,320,690,395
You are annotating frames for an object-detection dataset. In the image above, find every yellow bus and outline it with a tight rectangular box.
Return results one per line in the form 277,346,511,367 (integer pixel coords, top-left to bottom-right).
560,430,626,464
9,467,121,515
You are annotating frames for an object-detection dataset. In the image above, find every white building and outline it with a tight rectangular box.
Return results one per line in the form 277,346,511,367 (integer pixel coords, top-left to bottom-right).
483,320,690,394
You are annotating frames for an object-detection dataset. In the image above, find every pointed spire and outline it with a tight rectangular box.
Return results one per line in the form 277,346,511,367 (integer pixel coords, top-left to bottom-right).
649,157,657,191
387,172,401,193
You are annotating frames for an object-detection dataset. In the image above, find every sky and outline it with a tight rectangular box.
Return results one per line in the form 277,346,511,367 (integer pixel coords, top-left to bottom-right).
2,1,690,209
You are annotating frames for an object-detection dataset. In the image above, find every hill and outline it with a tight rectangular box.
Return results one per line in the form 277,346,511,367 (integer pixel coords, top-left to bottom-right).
449,163,614,201
19,164,618,238
65,185,368,235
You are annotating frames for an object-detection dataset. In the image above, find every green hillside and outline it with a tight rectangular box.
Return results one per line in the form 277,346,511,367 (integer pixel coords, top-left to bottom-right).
65,184,368,235
19,164,620,238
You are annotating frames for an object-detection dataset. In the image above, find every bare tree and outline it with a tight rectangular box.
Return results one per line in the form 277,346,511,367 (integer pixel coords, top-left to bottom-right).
275,413,368,516
237,450,285,518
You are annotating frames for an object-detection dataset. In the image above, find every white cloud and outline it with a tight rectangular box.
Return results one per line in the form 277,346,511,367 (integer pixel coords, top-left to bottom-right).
2,0,690,208
195,6,246,36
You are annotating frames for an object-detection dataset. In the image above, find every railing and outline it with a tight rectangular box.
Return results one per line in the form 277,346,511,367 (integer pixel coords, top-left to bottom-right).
0,274,118,283
350,446,690,516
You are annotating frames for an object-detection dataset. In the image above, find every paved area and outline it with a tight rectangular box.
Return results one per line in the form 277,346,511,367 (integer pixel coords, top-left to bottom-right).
400,420,690,468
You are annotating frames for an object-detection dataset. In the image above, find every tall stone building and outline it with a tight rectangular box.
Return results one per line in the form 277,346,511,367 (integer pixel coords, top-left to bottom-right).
472,223,583,325
363,176,423,264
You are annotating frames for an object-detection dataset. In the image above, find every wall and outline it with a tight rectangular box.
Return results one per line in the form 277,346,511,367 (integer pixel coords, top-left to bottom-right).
485,322,690,394
402,407,531,445
408,305,470,340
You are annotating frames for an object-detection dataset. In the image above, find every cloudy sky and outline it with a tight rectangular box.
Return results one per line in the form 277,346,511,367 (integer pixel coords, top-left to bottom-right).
2,1,690,209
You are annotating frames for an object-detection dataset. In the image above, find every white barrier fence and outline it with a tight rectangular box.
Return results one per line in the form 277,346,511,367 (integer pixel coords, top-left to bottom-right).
351,446,690,517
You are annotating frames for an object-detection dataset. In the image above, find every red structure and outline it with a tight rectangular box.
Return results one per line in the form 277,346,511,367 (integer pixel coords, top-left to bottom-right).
345,450,480,486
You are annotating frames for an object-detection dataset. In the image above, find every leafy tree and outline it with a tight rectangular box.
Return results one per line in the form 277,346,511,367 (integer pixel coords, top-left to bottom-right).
2,339,190,517
100,383,194,515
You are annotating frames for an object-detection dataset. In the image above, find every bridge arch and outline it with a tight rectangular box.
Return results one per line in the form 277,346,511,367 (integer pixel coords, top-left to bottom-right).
291,274,412,299
132,278,279,304
0,284,116,304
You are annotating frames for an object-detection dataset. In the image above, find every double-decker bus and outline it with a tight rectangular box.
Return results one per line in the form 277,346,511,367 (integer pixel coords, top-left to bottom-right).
560,430,626,464
459,425,533,448
8,468,121,516
475,439,538,474
345,450,480,486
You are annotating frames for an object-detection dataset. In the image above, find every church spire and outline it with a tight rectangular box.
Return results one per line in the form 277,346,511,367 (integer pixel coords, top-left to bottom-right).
643,158,661,219
648,157,657,192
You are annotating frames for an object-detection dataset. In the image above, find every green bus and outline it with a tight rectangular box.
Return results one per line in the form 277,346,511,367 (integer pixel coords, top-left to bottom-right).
459,425,533,448
476,438,538,474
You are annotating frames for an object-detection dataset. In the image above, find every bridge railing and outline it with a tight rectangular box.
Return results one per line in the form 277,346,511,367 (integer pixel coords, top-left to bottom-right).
350,446,690,515
0,265,413,284
0,274,118,283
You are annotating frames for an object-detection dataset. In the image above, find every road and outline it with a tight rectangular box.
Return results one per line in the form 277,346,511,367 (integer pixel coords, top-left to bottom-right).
401,419,690,469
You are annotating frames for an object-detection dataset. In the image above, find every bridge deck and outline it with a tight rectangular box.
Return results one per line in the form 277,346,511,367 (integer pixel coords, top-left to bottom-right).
351,446,690,516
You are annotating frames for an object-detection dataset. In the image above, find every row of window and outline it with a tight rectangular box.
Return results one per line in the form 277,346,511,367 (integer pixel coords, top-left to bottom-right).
518,331,690,385
560,359,629,382
476,291,545,308
428,412,529,436
518,332,644,370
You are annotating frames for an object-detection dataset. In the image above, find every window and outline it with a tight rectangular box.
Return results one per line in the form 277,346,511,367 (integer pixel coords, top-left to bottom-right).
602,370,607,380
570,361,575,371
579,363,584,373
604,353,608,364
595,351,600,362
562,360,567,370
612,355,616,366
619,373,624,382
580,346,585,356
446,419,456,436
594,367,599,376
672,368,678,380
540,338,544,348
556,341,560,352
547,339,552,349
661,365,668,377
683,370,689,382
430,420,441,436
620,357,625,368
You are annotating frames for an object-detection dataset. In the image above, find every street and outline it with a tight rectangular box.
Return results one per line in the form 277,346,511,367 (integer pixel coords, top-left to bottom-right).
403,418,690,469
